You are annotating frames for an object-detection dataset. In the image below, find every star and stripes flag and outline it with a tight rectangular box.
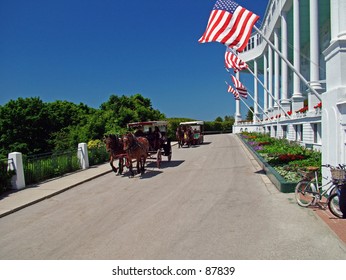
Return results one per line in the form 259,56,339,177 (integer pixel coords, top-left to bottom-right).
225,50,248,72
231,75,247,98
198,0,259,52
227,84,240,100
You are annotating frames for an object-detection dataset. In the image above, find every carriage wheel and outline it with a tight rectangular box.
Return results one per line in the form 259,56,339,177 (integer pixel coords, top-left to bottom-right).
156,149,162,168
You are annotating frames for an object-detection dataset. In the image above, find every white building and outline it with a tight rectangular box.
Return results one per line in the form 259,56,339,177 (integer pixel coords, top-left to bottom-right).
233,0,346,169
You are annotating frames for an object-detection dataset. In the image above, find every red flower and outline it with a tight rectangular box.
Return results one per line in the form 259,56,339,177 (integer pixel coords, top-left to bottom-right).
296,106,308,113
314,102,322,109
287,111,292,116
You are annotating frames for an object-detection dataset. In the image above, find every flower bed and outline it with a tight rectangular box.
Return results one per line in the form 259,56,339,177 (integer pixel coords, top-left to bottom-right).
239,132,321,193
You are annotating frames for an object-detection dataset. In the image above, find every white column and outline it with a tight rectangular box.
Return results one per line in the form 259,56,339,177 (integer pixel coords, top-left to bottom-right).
309,0,322,112
253,59,259,123
235,71,242,123
268,45,273,113
263,52,268,115
78,143,89,170
330,0,346,42
292,0,304,112
235,99,241,124
274,28,280,113
8,152,26,190
322,0,346,182
281,11,290,111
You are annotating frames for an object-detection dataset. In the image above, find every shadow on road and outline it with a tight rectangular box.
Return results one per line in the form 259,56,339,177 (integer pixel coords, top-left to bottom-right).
146,160,185,169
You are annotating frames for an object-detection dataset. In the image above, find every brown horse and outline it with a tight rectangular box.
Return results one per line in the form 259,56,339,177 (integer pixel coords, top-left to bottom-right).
122,133,149,176
176,127,184,148
104,134,126,175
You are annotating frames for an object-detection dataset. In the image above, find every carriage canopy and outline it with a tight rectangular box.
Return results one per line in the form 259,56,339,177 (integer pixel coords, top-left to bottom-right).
127,121,168,133
179,121,204,145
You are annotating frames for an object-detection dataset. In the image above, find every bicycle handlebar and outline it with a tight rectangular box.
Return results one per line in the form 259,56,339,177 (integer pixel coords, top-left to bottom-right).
322,164,346,170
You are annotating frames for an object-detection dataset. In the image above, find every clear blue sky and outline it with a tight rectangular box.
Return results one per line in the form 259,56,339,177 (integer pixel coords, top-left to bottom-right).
0,0,268,121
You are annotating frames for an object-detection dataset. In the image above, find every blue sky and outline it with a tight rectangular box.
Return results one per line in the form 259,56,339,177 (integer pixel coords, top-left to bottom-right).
0,0,268,121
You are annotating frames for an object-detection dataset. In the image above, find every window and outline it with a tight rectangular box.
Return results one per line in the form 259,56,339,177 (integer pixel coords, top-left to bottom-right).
299,124,303,141
282,125,287,139
295,124,303,141
313,123,321,144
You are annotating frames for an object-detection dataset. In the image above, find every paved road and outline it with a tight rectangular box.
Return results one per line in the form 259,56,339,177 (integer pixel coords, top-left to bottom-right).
0,134,345,259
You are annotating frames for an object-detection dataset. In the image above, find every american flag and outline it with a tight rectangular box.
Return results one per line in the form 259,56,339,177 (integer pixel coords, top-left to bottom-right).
231,75,247,98
227,84,240,100
225,50,248,72
198,0,259,52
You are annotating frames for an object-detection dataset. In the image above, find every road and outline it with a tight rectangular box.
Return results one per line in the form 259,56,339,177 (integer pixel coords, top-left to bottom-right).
0,134,345,259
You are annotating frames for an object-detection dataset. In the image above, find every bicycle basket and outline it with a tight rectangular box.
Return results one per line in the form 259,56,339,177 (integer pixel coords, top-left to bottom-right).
298,170,314,180
331,169,346,180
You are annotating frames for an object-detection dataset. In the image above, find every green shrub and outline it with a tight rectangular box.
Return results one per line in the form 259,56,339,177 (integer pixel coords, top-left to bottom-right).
0,160,15,194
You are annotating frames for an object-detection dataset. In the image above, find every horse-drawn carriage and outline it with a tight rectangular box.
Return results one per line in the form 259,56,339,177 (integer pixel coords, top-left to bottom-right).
103,121,172,177
177,121,204,147
127,121,172,168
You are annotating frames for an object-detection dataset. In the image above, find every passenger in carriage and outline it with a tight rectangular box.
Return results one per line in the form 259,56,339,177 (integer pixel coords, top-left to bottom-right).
134,128,145,137
147,127,155,150
153,126,163,150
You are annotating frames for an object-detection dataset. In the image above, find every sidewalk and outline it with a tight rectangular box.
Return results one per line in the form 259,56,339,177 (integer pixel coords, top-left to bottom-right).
238,136,346,246
0,163,112,218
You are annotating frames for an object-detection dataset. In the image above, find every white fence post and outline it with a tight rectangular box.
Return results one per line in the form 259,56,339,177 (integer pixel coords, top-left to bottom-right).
77,143,89,170
8,152,26,190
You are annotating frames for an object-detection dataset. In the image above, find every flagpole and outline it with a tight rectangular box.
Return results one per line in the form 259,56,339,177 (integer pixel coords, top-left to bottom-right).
246,66,292,119
227,48,292,119
245,88,271,121
253,25,321,101
225,81,269,121
225,68,272,120
227,89,262,123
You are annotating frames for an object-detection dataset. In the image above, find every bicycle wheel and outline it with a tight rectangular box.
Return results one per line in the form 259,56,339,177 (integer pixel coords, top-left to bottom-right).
328,193,343,218
295,180,316,207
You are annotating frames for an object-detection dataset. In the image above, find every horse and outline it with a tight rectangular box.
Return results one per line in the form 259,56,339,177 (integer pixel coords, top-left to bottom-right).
183,129,193,147
122,132,149,177
103,134,126,175
176,128,184,148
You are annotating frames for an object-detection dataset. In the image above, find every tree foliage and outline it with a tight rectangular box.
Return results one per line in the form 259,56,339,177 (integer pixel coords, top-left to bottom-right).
0,94,236,157
0,94,165,157
246,107,254,121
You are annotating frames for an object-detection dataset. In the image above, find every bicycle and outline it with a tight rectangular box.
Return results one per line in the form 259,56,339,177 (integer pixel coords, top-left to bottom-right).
327,168,346,218
294,165,342,210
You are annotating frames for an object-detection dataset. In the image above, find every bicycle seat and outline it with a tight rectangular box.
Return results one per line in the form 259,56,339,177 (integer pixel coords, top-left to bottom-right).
306,166,319,172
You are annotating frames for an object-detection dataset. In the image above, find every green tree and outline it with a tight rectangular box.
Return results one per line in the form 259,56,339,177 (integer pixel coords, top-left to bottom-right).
0,97,50,156
246,107,254,121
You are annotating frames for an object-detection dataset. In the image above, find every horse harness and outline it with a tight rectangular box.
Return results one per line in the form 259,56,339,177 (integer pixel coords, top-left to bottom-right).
124,135,147,156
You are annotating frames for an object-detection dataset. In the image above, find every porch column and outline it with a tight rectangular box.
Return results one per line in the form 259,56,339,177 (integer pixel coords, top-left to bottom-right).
263,52,268,114
274,28,280,114
253,59,260,123
235,71,242,123
309,0,323,112
330,0,346,42
292,0,304,112
280,11,290,112
268,45,273,114
322,0,346,171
